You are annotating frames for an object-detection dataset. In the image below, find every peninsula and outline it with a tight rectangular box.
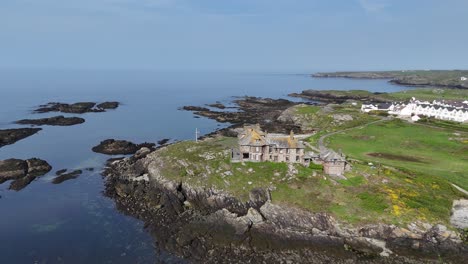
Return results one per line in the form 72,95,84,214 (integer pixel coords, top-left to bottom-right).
313,70,468,89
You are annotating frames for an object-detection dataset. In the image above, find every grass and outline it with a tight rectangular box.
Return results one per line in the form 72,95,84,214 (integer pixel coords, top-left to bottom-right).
290,104,381,145
327,119,468,190
384,88,468,101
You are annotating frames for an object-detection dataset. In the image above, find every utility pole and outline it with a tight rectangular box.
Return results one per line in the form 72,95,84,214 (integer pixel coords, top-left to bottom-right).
195,128,199,142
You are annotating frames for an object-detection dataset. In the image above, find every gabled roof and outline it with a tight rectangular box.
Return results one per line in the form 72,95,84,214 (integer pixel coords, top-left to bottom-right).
238,125,267,146
321,149,345,162
238,125,305,149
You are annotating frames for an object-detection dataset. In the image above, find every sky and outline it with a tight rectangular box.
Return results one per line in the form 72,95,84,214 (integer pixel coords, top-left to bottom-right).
1,0,467,72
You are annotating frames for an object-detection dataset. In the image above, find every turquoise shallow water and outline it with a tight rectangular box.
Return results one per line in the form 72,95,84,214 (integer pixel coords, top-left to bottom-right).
0,69,407,263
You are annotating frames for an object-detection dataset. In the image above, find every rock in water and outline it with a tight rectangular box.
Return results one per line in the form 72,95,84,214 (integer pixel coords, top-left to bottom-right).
0,158,52,190
16,116,85,126
0,128,42,148
0,159,28,182
97,101,120,109
34,101,120,114
52,170,82,184
35,102,98,114
157,138,170,145
92,139,156,155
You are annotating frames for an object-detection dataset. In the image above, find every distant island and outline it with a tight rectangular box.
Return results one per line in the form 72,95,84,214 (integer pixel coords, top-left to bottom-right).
313,70,468,89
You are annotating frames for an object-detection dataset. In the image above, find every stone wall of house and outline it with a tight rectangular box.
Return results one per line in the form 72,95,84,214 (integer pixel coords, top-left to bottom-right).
324,161,346,176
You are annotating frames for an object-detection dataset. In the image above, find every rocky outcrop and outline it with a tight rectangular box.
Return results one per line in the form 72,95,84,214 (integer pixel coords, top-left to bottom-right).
16,115,85,126
0,128,42,148
97,101,120,109
0,158,52,190
34,101,120,114
103,148,468,263
92,139,156,155
182,97,305,134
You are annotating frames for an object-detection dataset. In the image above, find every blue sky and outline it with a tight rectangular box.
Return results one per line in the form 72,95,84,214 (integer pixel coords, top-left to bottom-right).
1,0,467,71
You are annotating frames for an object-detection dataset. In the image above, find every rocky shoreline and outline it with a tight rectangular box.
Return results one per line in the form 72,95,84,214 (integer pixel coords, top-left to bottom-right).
103,144,468,263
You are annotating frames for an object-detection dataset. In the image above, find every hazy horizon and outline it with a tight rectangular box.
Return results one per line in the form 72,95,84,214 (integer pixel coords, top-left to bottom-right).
1,0,467,71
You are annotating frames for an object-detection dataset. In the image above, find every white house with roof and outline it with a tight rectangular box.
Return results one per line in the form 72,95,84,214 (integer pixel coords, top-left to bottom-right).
361,98,468,122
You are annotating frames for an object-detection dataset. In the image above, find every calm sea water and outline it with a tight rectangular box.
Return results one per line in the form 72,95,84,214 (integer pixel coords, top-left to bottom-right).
0,69,407,263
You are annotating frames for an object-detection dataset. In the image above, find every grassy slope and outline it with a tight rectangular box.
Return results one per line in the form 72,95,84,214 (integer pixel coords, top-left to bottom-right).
292,104,381,145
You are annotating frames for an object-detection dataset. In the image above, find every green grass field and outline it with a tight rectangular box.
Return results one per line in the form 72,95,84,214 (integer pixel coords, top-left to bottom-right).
327,119,468,190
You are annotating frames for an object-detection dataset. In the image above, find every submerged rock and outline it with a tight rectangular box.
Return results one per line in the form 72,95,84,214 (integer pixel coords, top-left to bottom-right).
16,115,85,126
92,139,156,155
55,169,67,176
52,170,82,184
157,138,170,145
0,128,42,148
0,158,52,190
207,103,226,109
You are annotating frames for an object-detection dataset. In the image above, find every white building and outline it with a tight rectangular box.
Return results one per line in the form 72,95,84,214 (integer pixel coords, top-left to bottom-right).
361,97,468,123
461,77,467,81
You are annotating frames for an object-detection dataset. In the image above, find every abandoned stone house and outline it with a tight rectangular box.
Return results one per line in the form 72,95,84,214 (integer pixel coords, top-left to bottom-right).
232,125,349,176
318,149,348,176
234,125,305,164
